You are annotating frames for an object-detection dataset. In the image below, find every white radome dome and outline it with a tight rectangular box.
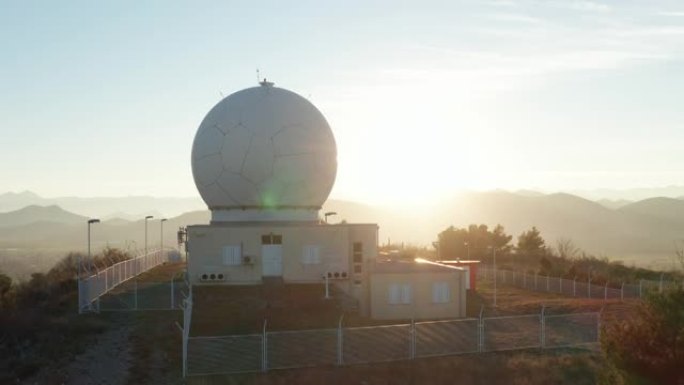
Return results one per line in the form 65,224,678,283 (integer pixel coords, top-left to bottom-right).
191,81,337,221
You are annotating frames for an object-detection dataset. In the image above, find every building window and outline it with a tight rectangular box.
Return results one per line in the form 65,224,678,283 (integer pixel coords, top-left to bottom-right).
353,242,363,253
354,265,362,274
432,282,451,303
388,283,412,304
262,234,282,245
222,245,242,266
302,245,321,264
353,242,363,268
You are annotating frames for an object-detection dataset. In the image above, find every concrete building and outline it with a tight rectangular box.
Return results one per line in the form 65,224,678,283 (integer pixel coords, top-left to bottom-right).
186,80,378,313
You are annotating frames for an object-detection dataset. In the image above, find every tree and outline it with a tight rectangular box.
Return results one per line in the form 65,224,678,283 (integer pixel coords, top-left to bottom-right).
516,226,546,259
491,224,513,255
437,226,469,260
556,237,581,260
437,224,513,260
601,286,684,384
0,271,12,310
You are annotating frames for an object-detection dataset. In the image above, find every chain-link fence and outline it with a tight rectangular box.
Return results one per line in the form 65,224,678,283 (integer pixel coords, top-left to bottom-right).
95,278,187,311
78,248,175,313
182,307,601,377
479,267,680,301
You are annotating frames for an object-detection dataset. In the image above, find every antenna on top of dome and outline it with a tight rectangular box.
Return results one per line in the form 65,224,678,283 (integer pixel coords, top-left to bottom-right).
256,68,260,83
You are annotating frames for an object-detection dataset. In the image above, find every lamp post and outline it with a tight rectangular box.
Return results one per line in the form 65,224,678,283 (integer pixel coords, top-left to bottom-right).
81,218,100,314
490,246,498,307
85,219,101,277
144,215,154,272
160,218,167,262
463,241,469,261
324,211,337,223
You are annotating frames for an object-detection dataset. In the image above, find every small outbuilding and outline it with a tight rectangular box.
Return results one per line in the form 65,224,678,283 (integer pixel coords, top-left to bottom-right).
368,260,467,320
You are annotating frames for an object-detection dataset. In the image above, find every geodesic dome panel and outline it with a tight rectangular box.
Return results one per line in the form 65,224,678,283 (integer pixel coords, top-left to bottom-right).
191,84,337,209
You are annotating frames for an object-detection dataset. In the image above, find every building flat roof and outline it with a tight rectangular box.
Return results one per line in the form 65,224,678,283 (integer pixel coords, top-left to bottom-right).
188,222,378,228
438,260,481,264
371,260,465,274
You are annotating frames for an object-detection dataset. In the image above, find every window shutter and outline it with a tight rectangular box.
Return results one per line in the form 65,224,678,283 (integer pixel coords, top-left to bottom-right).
401,284,412,304
222,245,241,266
388,284,400,304
432,282,450,303
302,245,320,264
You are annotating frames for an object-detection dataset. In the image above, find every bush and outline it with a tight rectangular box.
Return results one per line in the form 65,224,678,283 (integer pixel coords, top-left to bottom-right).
601,285,684,384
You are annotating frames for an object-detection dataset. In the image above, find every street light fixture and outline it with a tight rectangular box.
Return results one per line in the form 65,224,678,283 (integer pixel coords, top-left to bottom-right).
324,211,337,223
144,215,154,272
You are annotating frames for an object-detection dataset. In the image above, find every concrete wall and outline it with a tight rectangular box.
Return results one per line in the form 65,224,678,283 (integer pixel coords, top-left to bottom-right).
369,271,466,320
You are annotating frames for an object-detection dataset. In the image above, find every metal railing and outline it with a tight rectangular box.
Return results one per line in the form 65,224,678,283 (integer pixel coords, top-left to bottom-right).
182,307,600,377
478,267,679,301
78,248,171,313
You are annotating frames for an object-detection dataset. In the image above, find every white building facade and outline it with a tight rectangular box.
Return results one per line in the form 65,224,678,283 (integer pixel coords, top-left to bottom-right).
186,80,378,312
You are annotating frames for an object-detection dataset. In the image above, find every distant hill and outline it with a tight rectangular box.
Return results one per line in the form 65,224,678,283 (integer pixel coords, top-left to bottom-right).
596,199,633,210
2,194,684,271
0,205,87,227
0,191,205,219
618,197,684,223
320,192,684,269
570,185,684,201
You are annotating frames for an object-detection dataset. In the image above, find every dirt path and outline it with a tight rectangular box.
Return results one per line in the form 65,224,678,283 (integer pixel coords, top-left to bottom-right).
60,320,133,385
20,313,134,385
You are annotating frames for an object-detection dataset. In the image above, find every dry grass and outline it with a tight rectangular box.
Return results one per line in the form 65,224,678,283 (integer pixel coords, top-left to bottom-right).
191,284,397,336
473,281,638,319
136,261,186,282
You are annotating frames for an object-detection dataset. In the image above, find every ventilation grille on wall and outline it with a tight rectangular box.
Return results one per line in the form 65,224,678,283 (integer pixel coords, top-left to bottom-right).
200,272,226,282
325,271,349,280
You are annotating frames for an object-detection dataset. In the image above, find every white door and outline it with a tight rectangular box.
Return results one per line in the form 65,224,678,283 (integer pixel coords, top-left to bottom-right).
262,245,283,277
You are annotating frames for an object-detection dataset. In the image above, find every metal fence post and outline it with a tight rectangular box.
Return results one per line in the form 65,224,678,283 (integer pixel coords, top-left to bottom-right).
620,282,624,302
540,305,546,349
262,319,268,372
573,277,576,297
535,273,538,290
78,278,82,314
337,314,344,366
523,273,526,288
659,273,664,293
134,279,138,310
639,279,643,299
478,306,484,353
171,276,175,309
410,318,416,359
597,306,604,344
559,276,562,293
588,278,592,299
546,275,550,292
604,282,608,302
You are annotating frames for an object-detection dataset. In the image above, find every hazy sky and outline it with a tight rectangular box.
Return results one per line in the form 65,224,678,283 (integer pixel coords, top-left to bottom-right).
1,0,684,205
